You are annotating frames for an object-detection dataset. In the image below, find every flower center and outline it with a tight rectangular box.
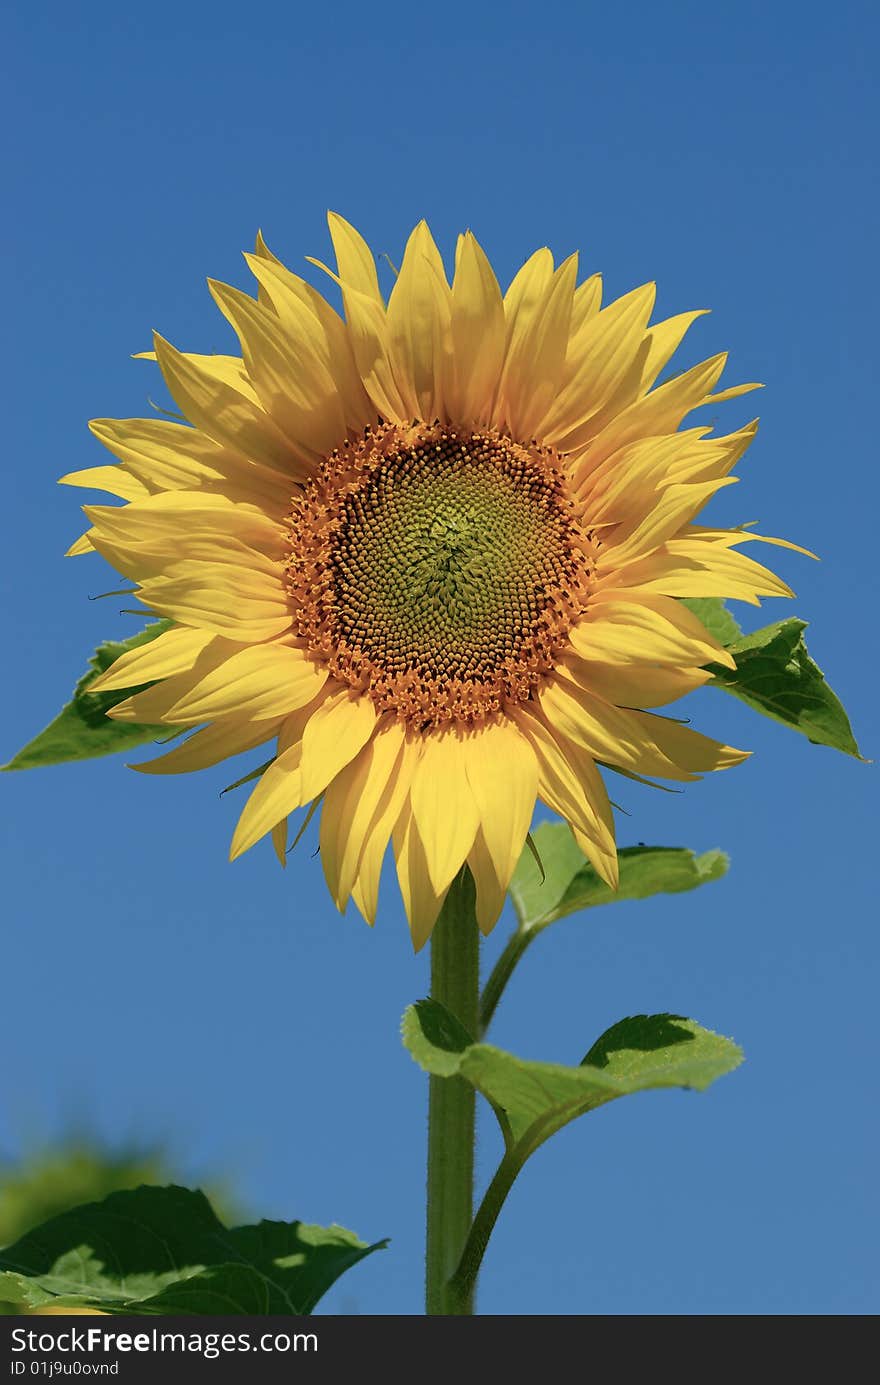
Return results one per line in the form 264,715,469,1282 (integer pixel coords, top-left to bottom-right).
285,423,593,726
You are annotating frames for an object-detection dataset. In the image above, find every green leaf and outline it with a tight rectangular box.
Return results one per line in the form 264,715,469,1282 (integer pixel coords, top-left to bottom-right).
509,822,728,934
682,598,862,758
404,1001,742,1152
0,1185,385,1315
4,622,173,771
707,618,864,758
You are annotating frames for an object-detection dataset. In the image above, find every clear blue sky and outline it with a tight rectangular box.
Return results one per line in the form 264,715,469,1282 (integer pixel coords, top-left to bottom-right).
2,1,876,1315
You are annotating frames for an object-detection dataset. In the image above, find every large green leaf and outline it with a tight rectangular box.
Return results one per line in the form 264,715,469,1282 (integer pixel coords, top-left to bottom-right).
510,823,728,934
0,1185,385,1314
404,1000,742,1152
707,618,863,758
4,622,172,770
682,598,862,758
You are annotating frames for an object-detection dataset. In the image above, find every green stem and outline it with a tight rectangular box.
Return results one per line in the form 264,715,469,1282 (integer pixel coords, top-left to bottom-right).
447,1149,524,1308
478,927,539,1036
425,870,480,1316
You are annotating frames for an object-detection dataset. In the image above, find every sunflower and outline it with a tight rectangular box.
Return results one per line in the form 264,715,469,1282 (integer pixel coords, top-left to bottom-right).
63,215,803,947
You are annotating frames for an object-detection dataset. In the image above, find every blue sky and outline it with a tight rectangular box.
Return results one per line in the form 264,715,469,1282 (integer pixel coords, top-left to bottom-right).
2,1,876,1314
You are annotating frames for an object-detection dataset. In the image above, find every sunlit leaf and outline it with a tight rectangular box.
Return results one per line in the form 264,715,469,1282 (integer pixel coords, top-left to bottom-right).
404,1001,742,1152
4,622,173,770
509,823,728,934
707,618,863,758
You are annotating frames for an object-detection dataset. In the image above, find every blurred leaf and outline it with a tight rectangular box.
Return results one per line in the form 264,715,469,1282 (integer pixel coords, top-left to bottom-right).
0,1138,243,1314
0,1185,385,1315
4,622,172,770
0,1142,176,1249
404,1001,742,1152
707,618,864,758
509,822,728,934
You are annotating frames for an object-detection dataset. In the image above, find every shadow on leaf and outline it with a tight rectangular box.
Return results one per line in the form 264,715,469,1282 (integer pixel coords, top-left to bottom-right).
582,1014,694,1069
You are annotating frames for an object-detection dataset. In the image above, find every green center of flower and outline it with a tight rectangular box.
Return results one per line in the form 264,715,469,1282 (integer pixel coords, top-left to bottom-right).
285,424,591,726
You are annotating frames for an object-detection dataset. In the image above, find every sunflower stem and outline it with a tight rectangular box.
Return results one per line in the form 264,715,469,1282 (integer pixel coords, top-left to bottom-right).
478,927,537,1037
425,869,480,1316
447,1149,524,1308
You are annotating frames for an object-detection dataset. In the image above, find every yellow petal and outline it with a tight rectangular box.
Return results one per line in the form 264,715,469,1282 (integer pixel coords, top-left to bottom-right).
503,248,555,339
409,731,480,895
130,716,281,775
161,644,327,723
90,626,215,693
350,736,420,926
350,877,373,927
152,333,305,477
467,827,509,935
84,491,284,558
386,220,452,420
305,263,408,423
58,466,151,501
664,419,759,483
551,731,619,889
89,529,281,587
448,231,505,423
208,279,345,457
583,429,712,519
230,741,305,859
503,254,578,439
543,675,749,782
568,272,603,335
628,711,750,773
135,348,249,390
564,656,712,709
277,700,319,754
617,540,795,603
244,251,373,431
461,719,537,890
510,704,616,861
598,476,739,569
66,532,95,556
541,283,656,445
635,309,709,395
88,417,293,510
704,381,763,405
570,824,620,891
298,689,377,803
136,563,292,642
271,817,288,867
493,247,554,425
318,717,406,909
106,638,240,724
570,592,735,669
392,798,450,951
571,352,730,488
327,212,384,305
540,676,696,781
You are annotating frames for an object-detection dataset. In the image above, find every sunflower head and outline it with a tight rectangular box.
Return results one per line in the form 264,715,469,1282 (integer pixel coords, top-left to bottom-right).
65,214,805,948
285,420,594,727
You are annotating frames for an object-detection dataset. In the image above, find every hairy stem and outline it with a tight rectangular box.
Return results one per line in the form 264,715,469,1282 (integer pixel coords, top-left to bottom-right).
425,870,480,1315
447,1149,524,1308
